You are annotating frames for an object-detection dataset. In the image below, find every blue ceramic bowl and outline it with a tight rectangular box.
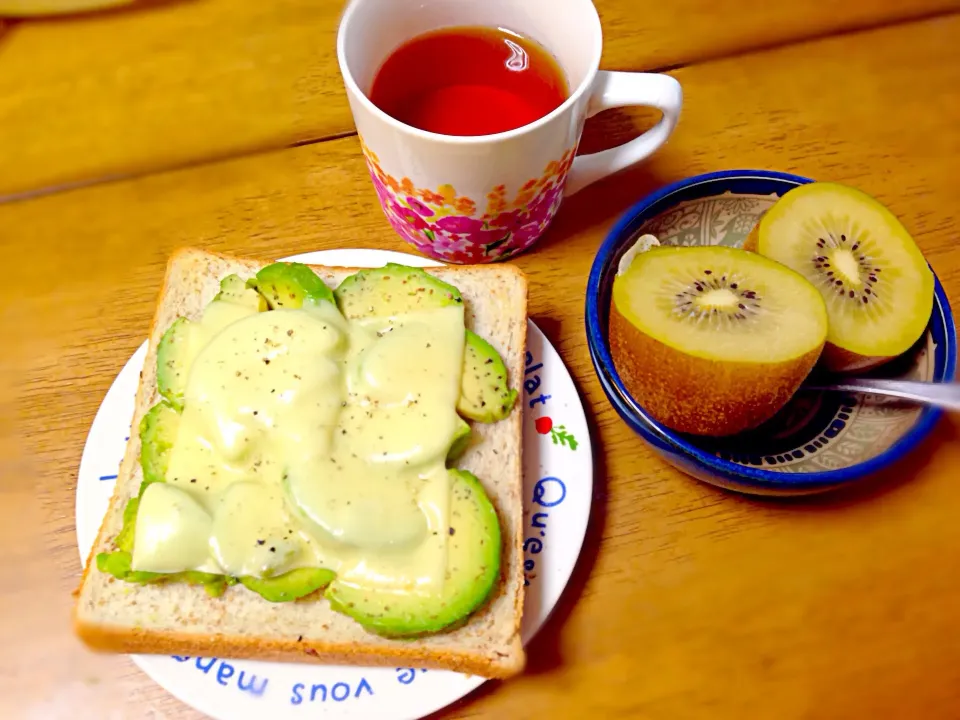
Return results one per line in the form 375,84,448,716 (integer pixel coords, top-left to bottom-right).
586,170,957,495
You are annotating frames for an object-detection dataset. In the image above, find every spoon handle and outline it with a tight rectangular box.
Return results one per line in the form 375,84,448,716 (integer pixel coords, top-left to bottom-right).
809,378,960,412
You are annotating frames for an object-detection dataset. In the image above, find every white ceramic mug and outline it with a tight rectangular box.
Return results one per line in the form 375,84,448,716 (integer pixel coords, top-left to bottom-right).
337,0,683,264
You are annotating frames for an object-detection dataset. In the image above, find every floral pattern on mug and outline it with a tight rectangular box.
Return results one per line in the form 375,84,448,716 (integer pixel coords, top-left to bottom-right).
359,134,574,263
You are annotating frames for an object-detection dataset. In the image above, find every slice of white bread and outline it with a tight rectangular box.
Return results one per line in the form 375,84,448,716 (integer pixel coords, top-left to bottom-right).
73,247,528,679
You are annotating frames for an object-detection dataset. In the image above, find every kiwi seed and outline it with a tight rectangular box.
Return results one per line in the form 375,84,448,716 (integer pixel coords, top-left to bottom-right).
671,269,762,323
807,230,884,304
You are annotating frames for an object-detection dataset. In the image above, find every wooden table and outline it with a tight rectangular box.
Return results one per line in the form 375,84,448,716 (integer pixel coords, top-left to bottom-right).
2,0,959,197
3,4,960,719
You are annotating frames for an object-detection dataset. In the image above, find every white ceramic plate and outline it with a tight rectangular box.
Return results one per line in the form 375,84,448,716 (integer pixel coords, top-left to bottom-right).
76,249,593,720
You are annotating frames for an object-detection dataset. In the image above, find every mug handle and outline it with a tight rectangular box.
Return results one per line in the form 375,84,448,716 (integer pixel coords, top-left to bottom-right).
564,72,683,197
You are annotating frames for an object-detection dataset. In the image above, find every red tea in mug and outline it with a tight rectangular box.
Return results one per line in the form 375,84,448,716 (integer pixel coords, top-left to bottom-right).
368,25,569,136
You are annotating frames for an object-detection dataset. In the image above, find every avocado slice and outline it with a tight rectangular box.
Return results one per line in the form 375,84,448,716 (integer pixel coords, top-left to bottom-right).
182,571,237,598
334,265,516,422
247,262,335,309
156,294,266,411
113,495,141,554
96,550,162,584
214,273,268,311
334,264,462,319
156,317,193,411
239,567,336,602
447,416,472,461
100,476,235,597
98,490,162,583
139,401,180,488
325,469,501,637
457,330,518,423
95,550,234,597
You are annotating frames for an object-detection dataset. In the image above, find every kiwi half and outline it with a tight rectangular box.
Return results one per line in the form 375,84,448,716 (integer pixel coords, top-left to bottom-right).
610,245,828,437
744,182,934,372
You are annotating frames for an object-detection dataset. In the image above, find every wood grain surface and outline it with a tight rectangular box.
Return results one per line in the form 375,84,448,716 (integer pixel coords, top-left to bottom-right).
2,0,960,197
3,12,960,720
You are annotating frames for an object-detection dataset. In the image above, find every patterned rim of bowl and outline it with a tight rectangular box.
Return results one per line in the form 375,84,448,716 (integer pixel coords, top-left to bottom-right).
585,169,958,491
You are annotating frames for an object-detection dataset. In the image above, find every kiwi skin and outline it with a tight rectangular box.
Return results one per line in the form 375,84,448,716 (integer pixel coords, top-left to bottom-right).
818,344,896,373
744,220,914,374
609,302,825,437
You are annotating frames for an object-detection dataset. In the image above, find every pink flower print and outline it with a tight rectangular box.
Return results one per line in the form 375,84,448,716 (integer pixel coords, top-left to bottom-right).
382,211,426,247
386,217,415,245
370,172,393,205
405,196,435,217
436,214,486,234
473,228,510,246
431,230,487,263
387,198,429,231
490,209,529,232
508,221,545,251
527,185,562,222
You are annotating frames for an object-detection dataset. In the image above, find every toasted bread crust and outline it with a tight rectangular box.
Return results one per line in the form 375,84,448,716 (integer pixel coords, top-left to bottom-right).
73,247,528,679
75,620,524,678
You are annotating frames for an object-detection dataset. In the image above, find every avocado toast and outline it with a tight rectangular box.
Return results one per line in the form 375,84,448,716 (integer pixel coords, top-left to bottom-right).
73,248,528,679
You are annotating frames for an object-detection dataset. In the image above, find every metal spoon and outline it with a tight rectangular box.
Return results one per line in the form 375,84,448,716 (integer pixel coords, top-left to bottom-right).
805,378,960,412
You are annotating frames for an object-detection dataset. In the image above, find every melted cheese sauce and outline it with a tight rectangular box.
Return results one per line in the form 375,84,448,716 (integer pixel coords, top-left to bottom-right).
132,299,465,595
